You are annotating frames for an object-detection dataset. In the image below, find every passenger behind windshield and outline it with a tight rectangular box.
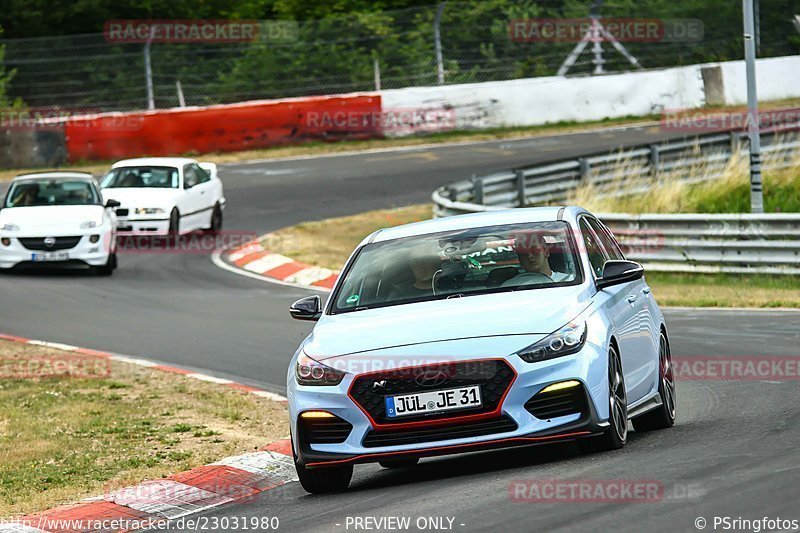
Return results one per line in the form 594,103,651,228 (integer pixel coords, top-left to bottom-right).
502,232,571,286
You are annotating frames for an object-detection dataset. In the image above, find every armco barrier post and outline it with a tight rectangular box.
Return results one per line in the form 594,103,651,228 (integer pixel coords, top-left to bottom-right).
649,145,660,177
515,169,526,207
472,175,484,204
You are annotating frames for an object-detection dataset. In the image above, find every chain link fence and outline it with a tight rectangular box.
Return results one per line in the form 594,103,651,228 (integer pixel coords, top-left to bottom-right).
2,1,799,112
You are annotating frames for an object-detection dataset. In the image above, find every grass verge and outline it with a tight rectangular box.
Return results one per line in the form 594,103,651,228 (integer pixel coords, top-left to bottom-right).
267,204,800,308
0,340,286,517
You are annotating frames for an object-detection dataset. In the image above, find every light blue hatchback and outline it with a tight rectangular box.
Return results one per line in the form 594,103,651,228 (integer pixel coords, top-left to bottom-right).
286,207,676,493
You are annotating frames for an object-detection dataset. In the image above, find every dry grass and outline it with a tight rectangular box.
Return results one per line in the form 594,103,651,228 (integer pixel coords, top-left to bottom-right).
267,204,432,269
0,340,287,517
568,137,800,214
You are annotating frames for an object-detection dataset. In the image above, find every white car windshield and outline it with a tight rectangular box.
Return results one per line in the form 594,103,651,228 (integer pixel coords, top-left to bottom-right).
100,166,179,189
332,221,582,313
4,178,101,208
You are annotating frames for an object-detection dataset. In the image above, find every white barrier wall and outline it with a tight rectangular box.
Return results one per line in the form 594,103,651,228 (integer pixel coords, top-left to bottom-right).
380,55,800,133
718,55,800,105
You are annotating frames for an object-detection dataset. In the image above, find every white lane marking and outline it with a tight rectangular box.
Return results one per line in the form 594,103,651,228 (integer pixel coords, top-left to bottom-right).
251,390,288,402
109,355,160,367
211,249,331,293
106,480,231,520
26,340,78,351
212,451,298,481
186,373,234,385
243,254,294,274
284,266,336,285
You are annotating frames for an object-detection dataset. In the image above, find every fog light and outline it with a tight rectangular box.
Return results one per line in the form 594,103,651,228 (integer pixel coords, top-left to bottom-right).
89,234,100,243
540,380,581,393
299,411,335,419
1,238,10,246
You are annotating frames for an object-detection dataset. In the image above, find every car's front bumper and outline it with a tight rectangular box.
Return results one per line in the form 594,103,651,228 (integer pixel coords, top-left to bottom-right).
114,212,171,235
288,342,611,468
0,233,113,269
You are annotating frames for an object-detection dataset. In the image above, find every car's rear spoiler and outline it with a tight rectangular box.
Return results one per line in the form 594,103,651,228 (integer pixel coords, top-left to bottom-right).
198,162,218,180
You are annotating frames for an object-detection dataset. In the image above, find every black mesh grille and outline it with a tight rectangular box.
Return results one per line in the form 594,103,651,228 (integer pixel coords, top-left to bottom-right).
363,415,517,448
300,415,352,444
18,236,82,251
525,383,588,420
349,359,515,425
115,208,129,216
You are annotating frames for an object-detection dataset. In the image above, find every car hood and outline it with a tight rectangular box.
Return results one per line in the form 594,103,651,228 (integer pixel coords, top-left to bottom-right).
101,188,181,208
306,285,592,360
0,205,106,235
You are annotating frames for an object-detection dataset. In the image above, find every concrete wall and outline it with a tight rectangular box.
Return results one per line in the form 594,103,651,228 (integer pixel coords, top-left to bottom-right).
0,129,66,169
381,55,800,133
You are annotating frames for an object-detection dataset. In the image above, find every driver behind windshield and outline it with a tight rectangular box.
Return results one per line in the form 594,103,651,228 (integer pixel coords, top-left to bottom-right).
387,245,443,300
505,232,570,284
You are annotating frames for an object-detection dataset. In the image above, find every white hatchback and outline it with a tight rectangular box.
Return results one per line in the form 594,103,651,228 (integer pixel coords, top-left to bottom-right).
100,157,226,235
0,172,118,275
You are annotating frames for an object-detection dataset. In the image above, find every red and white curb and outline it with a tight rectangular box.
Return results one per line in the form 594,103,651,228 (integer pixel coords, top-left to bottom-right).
212,237,338,291
0,440,296,533
0,333,296,532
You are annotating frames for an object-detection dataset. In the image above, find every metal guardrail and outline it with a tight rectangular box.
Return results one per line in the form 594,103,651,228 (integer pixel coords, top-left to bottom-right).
432,126,800,274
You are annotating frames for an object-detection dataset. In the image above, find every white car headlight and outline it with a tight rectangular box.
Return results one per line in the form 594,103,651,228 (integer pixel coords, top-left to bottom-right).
1,223,20,231
135,208,165,215
517,322,587,363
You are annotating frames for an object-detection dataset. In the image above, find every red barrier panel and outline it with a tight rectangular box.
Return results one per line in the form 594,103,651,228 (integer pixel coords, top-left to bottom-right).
63,94,382,162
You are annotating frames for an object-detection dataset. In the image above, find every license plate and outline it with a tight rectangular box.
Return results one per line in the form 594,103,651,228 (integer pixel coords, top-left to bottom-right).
31,252,69,262
385,385,482,418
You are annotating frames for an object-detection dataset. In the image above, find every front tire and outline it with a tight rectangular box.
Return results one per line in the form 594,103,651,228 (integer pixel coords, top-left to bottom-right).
209,203,223,231
579,344,627,453
295,462,353,494
95,253,116,276
168,208,180,235
632,331,676,431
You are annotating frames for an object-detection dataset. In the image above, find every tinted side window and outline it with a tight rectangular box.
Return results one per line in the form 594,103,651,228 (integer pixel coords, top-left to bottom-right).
193,164,211,184
587,218,624,261
183,165,198,188
580,219,608,278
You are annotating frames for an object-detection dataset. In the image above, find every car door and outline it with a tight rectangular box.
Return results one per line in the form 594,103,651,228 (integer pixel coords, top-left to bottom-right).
190,163,217,228
579,217,641,402
179,164,205,232
592,218,661,400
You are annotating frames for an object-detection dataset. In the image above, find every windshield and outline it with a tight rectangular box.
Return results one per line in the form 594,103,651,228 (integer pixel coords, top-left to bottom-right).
4,179,101,208
331,221,582,313
100,166,179,189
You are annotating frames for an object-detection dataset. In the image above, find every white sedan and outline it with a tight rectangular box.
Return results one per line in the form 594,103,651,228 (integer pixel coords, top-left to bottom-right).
0,172,118,275
100,157,226,235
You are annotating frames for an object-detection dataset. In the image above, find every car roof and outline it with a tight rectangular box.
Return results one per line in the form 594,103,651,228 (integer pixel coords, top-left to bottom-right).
369,206,590,243
111,157,197,169
12,171,96,182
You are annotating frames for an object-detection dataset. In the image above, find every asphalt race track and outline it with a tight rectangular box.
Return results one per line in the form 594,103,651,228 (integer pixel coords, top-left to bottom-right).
2,124,799,532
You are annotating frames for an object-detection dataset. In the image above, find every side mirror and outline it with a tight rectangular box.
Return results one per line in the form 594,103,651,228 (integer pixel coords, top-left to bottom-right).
105,199,121,208
290,295,322,321
596,260,644,290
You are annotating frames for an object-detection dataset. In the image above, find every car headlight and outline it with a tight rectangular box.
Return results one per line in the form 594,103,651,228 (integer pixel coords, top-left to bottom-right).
1,223,20,231
295,352,345,386
135,208,165,215
517,322,587,363
80,220,101,229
